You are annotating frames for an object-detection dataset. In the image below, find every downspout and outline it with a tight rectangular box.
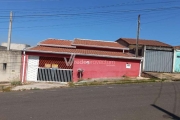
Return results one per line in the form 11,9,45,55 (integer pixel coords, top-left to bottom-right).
21,48,26,83
139,59,143,77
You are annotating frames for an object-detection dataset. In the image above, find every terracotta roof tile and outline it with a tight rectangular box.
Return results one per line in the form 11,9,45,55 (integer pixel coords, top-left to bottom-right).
27,46,136,58
174,46,180,49
117,38,172,47
39,39,73,47
73,38,128,49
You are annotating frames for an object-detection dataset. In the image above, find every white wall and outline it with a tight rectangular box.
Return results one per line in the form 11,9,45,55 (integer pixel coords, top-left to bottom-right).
1,42,30,51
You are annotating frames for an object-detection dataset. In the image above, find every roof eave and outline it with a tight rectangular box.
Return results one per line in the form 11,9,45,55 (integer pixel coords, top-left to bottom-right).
117,38,172,48
38,43,76,48
72,44,129,50
25,49,142,60
145,45,173,48
127,44,172,48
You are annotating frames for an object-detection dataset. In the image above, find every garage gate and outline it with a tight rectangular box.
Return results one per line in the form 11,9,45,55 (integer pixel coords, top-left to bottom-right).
26,56,73,82
37,68,72,82
144,49,173,73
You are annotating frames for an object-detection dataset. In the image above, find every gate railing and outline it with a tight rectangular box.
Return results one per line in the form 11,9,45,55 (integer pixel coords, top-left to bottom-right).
37,68,72,82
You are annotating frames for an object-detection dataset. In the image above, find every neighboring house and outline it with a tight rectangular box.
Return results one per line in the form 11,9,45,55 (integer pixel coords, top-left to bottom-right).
173,46,180,72
0,43,30,82
116,38,173,73
21,38,143,83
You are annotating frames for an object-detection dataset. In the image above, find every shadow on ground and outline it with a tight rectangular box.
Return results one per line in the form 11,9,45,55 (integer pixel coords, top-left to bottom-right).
151,104,180,120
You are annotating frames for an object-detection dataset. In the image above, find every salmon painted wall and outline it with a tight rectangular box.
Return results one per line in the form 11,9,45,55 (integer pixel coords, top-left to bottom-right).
73,56,141,82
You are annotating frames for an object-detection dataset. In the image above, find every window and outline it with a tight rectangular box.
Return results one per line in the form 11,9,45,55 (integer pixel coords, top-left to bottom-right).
177,56,180,58
3,63,7,71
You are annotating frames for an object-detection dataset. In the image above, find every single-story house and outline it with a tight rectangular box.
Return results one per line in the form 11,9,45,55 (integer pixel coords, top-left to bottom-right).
173,46,180,72
116,38,173,73
21,38,143,83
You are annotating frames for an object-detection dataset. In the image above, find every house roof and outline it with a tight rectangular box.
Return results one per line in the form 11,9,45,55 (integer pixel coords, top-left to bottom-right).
39,39,75,48
73,38,128,50
26,45,141,60
117,38,172,48
174,46,180,49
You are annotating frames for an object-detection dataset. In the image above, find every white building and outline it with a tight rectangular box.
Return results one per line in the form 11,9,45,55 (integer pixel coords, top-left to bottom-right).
1,42,30,51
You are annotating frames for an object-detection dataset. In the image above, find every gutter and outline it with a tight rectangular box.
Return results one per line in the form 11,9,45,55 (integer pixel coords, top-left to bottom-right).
25,49,143,60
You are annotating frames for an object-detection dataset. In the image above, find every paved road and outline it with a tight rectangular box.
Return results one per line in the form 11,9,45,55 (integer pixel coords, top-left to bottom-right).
0,82,180,120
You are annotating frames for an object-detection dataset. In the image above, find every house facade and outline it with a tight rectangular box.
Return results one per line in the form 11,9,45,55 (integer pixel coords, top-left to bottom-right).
21,38,142,83
116,38,173,73
173,46,180,72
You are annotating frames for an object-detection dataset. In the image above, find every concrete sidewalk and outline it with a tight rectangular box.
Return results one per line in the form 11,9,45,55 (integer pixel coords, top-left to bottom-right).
144,72,180,80
11,82,68,91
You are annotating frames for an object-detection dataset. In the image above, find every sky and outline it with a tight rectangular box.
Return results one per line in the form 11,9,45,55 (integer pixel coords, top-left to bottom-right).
0,0,180,46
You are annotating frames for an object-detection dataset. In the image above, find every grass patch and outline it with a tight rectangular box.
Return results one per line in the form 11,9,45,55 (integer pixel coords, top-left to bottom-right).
31,87,40,90
68,82,75,87
11,81,22,86
88,81,104,86
70,79,160,87
0,81,21,92
1,86,12,92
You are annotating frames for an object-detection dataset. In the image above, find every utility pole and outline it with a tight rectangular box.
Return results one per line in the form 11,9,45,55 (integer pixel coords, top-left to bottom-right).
136,14,140,57
7,11,13,51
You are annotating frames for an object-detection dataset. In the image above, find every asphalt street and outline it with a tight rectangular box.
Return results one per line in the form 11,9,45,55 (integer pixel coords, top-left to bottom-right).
0,81,180,120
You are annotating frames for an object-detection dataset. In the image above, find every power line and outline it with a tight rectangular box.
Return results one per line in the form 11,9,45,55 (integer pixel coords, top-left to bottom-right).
0,6,180,18
0,0,179,12
0,9,179,31
142,14,179,24
0,3,179,32
2,9,176,23
0,0,63,2
0,16,137,30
